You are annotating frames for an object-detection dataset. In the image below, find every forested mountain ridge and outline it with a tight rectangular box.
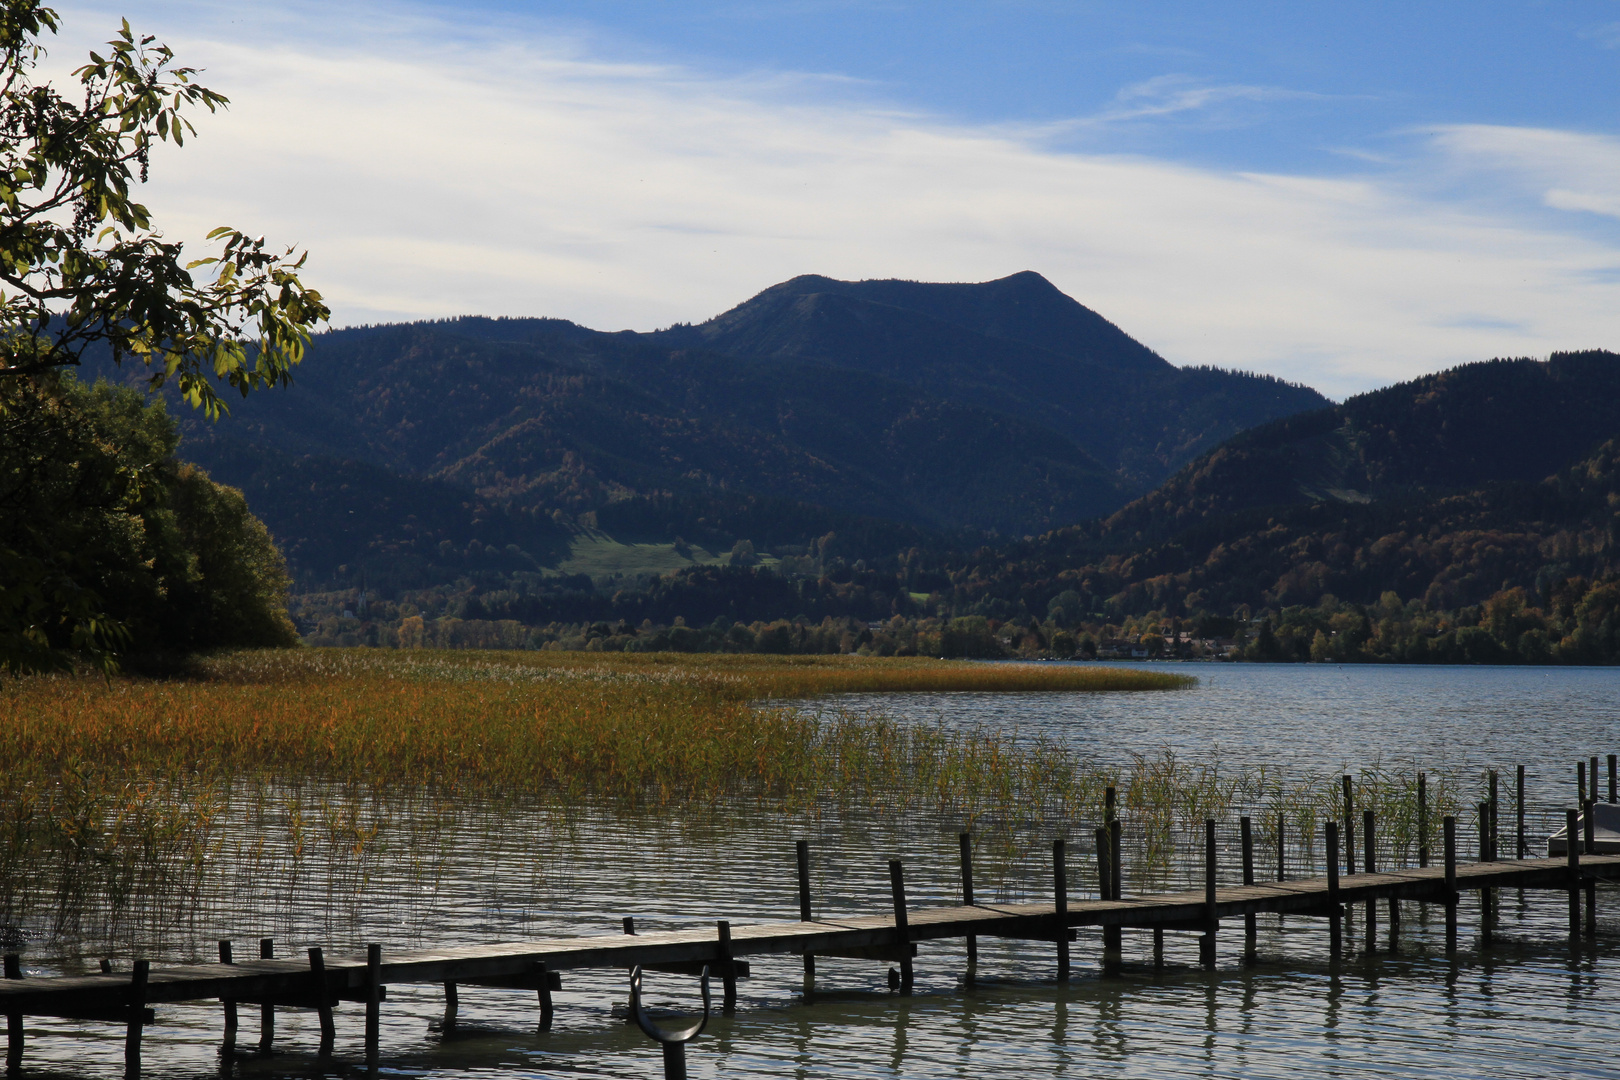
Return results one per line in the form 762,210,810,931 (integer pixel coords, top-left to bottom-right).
658,272,1329,489
130,273,1329,590
948,350,1620,620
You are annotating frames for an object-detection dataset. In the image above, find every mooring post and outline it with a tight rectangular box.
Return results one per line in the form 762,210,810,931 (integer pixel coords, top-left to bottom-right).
1276,812,1287,882
308,948,335,1056
1584,801,1598,938
1325,822,1342,958
1517,765,1527,860
1342,775,1356,875
125,959,148,1080
888,860,913,994
956,833,976,972
1488,770,1499,861
365,943,382,1067
623,916,636,935
1240,816,1256,961
443,980,459,1031
1362,809,1378,951
1417,772,1429,868
1105,785,1116,824
798,839,817,988
1201,818,1218,971
1566,808,1582,941
5,952,22,1077
1591,756,1600,804
1443,816,1458,952
716,921,738,1011
1053,839,1070,982
1610,754,1617,804
258,938,274,1053
1106,818,1123,954
536,962,554,1030
1476,801,1492,946
1578,761,1587,804
218,940,237,1054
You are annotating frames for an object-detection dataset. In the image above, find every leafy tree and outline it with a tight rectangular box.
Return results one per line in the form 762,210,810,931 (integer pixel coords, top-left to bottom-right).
0,3,326,674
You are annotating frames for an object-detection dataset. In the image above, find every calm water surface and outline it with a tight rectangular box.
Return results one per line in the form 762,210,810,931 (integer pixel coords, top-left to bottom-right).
15,664,1620,1079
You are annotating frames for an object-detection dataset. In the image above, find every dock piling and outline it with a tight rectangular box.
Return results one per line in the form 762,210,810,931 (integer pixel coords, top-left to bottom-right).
1240,817,1256,961
124,960,148,1080
1477,802,1492,945
442,980,458,1031
1578,761,1587,804
1443,817,1457,951
257,939,274,1053
308,948,335,1057
1610,755,1617,804
536,962,554,1029
1325,822,1341,957
5,953,21,1077
1517,765,1526,860
1592,756,1601,804
887,862,913,994
1418,772,1429,868
1106,819,1123,954
1276,812,1286,882
716,922,738,1010
365,944,381,1067
1362,810,1379,950
798,840,817,988
1201,819,1218,970
218,940,236,1054
957,833,976,972
1053,839,1070,982
1342,776,1356,876
1566,808,1582,940
1584,802,1598,937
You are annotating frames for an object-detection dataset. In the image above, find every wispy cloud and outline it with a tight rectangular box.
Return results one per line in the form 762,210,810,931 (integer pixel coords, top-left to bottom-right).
50,1,1620,399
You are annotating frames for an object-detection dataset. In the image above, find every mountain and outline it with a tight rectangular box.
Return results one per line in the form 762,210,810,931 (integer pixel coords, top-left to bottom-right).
658,272,1328,489
953,350,1620,618
125,272,1329,590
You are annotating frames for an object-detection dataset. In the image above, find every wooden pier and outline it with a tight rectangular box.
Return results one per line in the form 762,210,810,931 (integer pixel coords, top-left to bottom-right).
4,809,1620,1075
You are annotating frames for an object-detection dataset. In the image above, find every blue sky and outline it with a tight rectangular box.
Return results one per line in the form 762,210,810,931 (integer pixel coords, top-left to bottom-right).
67,1,1620,396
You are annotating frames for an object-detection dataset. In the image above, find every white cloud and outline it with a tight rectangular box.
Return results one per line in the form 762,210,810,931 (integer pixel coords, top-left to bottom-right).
50,2,1620,398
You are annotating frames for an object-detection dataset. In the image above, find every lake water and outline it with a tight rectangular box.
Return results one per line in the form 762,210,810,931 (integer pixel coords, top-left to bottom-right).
12,663,1620,1079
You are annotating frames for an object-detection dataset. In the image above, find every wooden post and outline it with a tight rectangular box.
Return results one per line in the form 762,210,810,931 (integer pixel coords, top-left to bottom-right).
443,980,458,1032
799,839,818,987
956,833,976,971
1578,761,1587,804
1517,765,1526,860
1053,839,1070,982
888,860,913,994
1240,816,1256,960
1477,801,1492,946
258,938,275,1053
1106,818,1123,954
1201,818,1217,970
1105,785,1116,824
1325,822,1342,958
1610,754,1617,804
1362,809,1378,950
1488,770,1499,861
125,960,148,1079
717,920,738,1010
1443,816,1458,952
1153,928,1164,968
1093,828,1119,959
536,962,554,1030
5,952,21,1077
308,948,335,1056
1342,775,1356,875
365,943,382,1067
1591,756,1600,804
218,940,237,1054
1417,772,1429,868
622,916,636,935
1276,812,1286,882
1584,801,1597,938
1566,808,1581,940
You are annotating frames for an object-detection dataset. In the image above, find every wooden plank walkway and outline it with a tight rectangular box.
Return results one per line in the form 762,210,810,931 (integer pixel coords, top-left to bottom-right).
5,847,1620,1074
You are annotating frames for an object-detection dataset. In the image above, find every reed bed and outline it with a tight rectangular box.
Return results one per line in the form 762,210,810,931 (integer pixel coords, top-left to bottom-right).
0,650,1495,952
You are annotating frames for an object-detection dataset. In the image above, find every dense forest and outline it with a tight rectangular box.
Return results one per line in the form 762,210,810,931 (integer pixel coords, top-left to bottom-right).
282,350,1620,664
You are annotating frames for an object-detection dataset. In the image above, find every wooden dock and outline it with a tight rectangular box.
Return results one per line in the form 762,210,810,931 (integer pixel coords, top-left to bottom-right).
4,811,1620,1075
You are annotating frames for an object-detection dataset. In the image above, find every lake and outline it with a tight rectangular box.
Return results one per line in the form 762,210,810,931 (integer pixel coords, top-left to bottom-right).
12,662,1620,1078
